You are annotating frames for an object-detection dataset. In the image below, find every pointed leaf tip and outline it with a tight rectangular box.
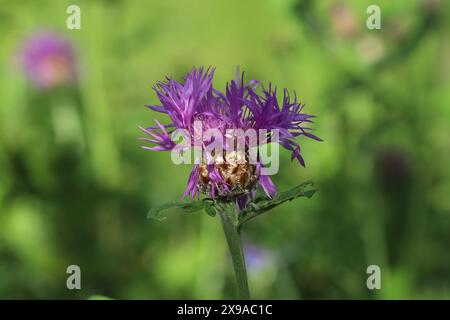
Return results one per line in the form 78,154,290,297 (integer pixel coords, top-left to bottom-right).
147,199,218,221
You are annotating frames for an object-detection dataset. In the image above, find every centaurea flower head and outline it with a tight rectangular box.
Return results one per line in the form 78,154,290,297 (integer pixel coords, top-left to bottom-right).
140,67,321,202
18,31,77,90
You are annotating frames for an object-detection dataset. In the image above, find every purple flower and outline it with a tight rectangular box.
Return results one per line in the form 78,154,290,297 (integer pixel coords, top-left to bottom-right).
140,67,321,201
18,31,77,90
244,243,276,273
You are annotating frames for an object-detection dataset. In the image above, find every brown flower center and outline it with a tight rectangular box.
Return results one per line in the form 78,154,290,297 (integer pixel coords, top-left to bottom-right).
198,150,258,197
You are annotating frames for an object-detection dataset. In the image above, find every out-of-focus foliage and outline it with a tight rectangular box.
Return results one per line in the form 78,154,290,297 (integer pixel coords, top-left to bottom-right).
0,0,449,299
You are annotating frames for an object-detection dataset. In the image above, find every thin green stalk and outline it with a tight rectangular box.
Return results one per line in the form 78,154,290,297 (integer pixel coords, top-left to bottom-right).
218,204,250,300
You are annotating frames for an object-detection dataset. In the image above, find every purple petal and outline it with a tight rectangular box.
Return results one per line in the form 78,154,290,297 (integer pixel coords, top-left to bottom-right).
259,174,277,198
182,165,199,199
145,104,168,114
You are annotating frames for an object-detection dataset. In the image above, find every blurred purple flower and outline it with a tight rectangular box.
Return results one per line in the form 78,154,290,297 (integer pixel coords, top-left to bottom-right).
19,31,77,89
140,67,321,200
244,243,275,273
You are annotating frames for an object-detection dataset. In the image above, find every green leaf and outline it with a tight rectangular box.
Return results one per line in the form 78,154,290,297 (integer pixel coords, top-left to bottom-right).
147,199,216,221
203,201,218,217
239,181,316,225
148,181,316,223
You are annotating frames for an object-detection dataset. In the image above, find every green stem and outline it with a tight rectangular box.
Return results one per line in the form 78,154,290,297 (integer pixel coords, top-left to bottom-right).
218,204,250,300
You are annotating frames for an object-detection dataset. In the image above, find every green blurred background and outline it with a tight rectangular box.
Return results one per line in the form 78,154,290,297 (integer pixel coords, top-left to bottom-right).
1,0,449,299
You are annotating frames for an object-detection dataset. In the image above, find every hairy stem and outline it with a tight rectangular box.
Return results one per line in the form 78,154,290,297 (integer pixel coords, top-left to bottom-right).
218,204,250,300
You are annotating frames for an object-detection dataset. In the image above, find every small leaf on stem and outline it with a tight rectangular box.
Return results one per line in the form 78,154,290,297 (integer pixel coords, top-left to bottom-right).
239,181,316,226
147,199,216,221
